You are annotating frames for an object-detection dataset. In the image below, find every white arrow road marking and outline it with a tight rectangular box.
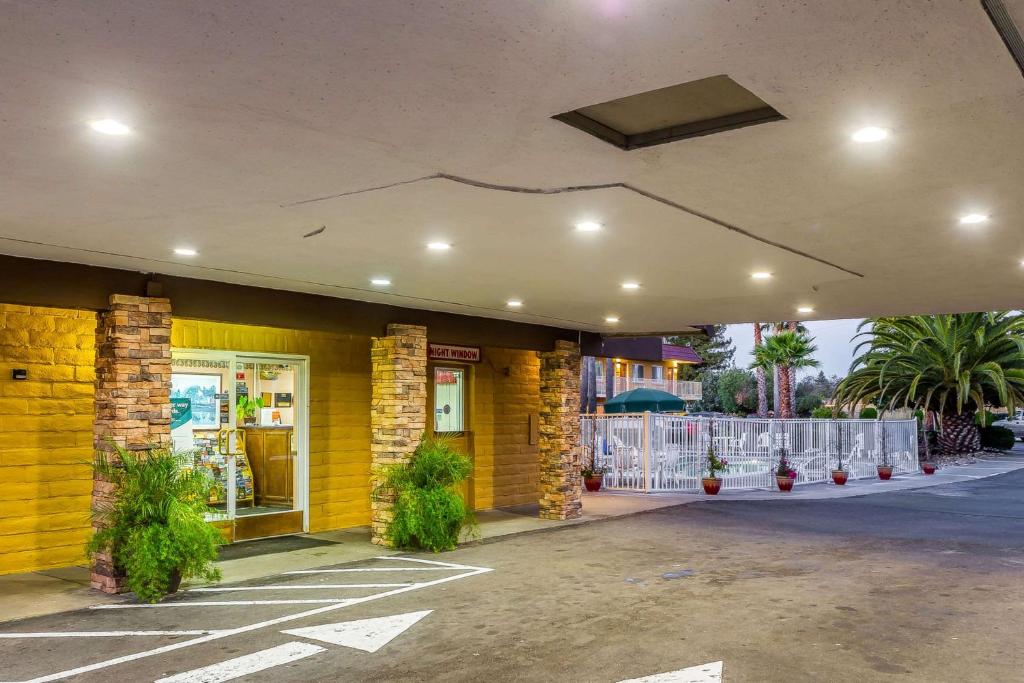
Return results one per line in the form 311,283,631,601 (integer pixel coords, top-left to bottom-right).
19,559,491,683
281,610,432,653
188,583,415,592
0,631,215,639
618,661,723,683
153,641,325,683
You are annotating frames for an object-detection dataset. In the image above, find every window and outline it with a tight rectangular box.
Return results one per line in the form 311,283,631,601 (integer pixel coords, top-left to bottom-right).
632,364,645,380
171,373,222,428
433,367,465,432
651,365,664,380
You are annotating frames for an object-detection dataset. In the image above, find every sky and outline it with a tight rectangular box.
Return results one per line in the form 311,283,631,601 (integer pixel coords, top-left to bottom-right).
725,319,864,379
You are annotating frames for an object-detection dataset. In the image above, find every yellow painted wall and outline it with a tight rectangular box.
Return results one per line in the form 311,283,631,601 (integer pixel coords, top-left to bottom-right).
471,348,540,509
170,318,373,532
0,304,95,575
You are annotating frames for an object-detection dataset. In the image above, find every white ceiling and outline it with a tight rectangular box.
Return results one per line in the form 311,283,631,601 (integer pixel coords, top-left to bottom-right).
1,0,1023,333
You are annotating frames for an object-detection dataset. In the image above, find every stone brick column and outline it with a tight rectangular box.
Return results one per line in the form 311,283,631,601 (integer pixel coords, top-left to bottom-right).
538,340,582,520
91,294,172,593
370,324,427,546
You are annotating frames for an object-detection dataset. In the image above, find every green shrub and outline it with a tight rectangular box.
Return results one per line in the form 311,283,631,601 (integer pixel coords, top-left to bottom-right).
859,406,878,419
811,406,847,419
980,425,1016,450
375,437,476,552
87,445,222,603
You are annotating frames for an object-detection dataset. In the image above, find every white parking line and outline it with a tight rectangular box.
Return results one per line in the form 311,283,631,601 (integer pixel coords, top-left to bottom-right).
93,599,357,609
0,631,214,639
188,583,415,592
18,558,492,683
153,641,325,683
284,567,446,574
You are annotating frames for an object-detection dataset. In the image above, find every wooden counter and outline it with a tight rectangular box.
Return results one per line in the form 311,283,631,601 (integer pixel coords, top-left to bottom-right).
241,426,294,507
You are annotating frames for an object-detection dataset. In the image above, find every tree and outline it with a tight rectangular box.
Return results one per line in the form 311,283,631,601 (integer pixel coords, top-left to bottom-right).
753,323,767,417
833,313,1024,455
670,325,734,382
716,368,757,414
751,331,820,418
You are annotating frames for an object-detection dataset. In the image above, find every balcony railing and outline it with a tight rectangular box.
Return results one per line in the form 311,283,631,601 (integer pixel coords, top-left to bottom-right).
612,377,702,400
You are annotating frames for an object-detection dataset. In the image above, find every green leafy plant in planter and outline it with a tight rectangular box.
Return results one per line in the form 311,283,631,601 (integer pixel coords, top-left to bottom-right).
87,445,222,603
236,395,265,425
374,436,476,552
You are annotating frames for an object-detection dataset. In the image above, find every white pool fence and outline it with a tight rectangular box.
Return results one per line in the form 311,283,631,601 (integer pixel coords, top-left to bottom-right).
580,414,919,492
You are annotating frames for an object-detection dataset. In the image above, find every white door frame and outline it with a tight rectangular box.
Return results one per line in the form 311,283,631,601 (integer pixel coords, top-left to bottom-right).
172,347,311,534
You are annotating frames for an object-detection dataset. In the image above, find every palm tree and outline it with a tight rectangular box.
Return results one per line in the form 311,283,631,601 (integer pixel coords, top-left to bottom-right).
833,313,1024,455
751,331,819,418
753,323,767,417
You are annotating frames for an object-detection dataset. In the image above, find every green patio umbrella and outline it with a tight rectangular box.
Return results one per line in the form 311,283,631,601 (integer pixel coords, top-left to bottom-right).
602,388,687,414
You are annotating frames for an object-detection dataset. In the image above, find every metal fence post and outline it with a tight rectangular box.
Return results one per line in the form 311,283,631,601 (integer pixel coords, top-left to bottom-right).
642,411,652,493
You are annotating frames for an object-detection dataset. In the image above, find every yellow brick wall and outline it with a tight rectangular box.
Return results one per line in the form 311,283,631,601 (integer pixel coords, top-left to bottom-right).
0,304,96,575
471,348,540,509
170,319,373,532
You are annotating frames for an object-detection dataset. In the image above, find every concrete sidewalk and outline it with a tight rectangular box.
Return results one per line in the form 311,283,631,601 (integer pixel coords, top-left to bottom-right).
3,450,1022,623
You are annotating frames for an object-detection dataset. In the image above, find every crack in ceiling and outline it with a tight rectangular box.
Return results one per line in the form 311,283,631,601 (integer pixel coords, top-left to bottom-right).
281,172,864,279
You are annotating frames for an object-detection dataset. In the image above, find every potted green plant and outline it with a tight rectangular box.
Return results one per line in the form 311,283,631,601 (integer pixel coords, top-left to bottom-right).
87,445,222,603
236,395,264,425
776,448,796,491
702,444,728,495
832,422,848,485
877,421,894,480
373,436,476,552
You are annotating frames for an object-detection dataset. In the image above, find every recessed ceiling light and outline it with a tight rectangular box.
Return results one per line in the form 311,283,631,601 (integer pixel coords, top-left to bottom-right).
370,278,391,286
959,213,989,225
605,316,620,324
506,299,523,308
426,241,451,251
575,221,602,232
851,126,888,143
621,282,641,290
88,119,132,136
173,247,197,257
750,272,772,280
797,306,815,314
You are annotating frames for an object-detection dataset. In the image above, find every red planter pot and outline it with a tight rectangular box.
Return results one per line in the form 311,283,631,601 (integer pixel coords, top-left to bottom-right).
702,477,722,495
922,462,936,475
831,469,848,485
877,465,894,480
584,475,603,492
776,475,794,492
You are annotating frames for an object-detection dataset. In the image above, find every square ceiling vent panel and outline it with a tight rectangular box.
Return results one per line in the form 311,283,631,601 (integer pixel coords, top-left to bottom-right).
553,75,785,150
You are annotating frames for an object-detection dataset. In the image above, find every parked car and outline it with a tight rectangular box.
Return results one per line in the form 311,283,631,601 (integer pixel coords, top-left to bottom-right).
992,413,1024,441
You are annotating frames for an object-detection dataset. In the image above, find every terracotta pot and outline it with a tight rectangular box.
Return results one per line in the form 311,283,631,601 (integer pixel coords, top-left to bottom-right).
831,469,848,485
701,477,722,495
776,475,794,492
922,462,936,475
584,474,603,492
877,465,894,480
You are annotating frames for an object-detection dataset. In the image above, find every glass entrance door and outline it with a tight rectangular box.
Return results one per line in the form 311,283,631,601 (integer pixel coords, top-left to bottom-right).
171,349,309,542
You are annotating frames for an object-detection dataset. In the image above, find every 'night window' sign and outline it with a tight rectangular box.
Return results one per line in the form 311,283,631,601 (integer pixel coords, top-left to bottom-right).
428,343,481,363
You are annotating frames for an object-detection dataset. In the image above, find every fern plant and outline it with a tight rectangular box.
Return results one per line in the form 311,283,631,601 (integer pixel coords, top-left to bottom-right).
374,436,476,552
87,445,222,603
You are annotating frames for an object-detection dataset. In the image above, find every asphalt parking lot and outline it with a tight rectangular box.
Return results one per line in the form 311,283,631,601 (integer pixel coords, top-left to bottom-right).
3,469,1024,682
